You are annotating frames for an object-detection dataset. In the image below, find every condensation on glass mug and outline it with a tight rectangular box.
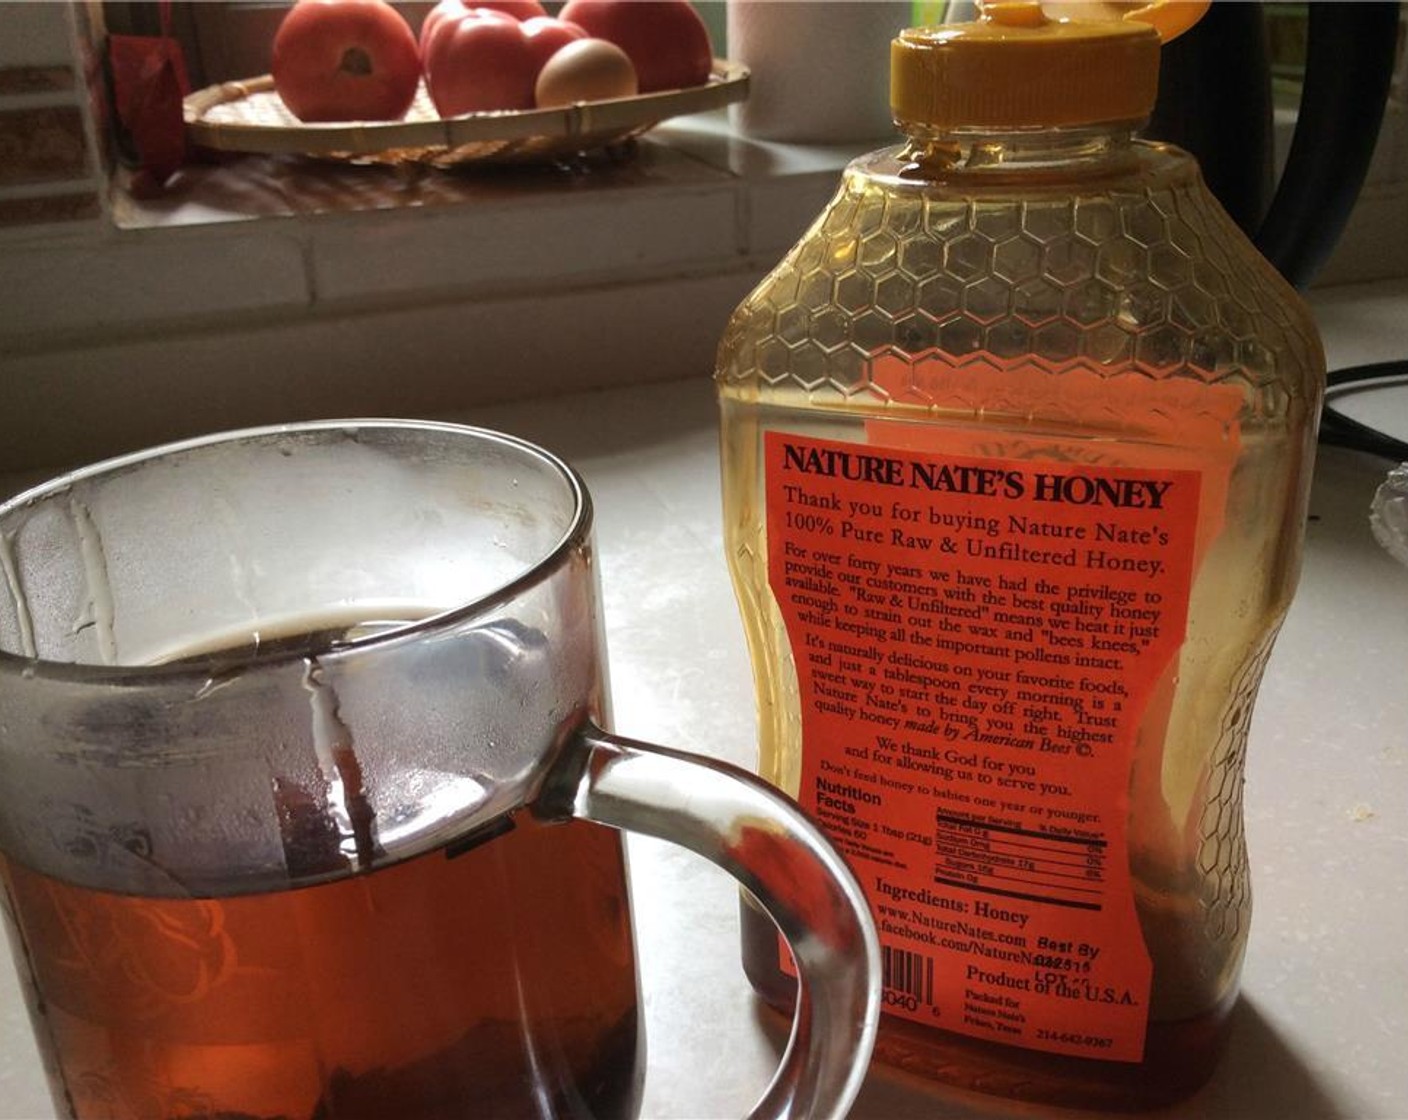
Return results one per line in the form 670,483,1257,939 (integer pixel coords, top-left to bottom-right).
0,420,880,1120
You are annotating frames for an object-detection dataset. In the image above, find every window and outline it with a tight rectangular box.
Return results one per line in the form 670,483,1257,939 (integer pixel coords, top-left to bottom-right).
106,2,436,88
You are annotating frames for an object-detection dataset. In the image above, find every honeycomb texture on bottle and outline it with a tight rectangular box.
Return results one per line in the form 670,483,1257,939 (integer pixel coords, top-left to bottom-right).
1197,627,1279,944
718,164,1321,433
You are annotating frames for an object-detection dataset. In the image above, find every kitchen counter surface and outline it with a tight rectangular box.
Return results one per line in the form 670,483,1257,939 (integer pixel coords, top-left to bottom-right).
2,280,1406,1119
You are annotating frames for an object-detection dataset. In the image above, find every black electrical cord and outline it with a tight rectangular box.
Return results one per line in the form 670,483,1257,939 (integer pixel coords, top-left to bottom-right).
1319,360,1408,462
1255,3,1400,291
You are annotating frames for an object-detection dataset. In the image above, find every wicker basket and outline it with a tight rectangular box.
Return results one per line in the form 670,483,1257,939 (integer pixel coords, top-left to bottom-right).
183,61,750,167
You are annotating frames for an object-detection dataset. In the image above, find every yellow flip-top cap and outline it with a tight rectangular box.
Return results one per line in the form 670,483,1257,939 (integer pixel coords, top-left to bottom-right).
892,1,1204,131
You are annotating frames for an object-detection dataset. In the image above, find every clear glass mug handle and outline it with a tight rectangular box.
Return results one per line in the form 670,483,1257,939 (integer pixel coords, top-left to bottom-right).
540,725,881,1120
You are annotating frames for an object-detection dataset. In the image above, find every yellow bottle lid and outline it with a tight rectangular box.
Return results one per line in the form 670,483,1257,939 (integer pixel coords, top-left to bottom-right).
891,0,1209,131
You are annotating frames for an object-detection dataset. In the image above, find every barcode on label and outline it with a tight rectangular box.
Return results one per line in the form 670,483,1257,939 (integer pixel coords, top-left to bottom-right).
882,945,934,1005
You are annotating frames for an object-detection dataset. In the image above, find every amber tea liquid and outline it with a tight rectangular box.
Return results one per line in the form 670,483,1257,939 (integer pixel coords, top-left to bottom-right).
1,815,641,1120
0,613,642,1120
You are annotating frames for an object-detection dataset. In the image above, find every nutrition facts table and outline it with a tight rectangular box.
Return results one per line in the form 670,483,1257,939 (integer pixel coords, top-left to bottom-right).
933,813,1107,910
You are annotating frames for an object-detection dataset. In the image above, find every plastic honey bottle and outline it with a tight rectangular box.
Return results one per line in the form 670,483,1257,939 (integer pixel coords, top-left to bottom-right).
715,2,1323,1109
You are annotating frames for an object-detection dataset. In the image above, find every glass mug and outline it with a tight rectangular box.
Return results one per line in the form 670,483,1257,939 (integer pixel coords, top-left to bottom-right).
0,420,881,1120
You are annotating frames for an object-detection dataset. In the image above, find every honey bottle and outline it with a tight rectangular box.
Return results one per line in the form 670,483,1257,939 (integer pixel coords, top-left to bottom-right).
715,2,1324,1109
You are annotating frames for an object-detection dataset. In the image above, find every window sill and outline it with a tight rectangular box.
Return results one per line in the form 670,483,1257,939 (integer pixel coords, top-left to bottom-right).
9,108,874,341
0,109,884,473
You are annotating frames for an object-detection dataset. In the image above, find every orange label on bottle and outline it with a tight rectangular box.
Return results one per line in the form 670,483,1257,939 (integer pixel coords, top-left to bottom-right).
764,428,1204,1062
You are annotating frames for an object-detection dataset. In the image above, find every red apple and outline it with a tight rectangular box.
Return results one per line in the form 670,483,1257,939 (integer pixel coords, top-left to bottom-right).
272,0,421,122
419,0,547,55
557,0,712,92
423,8,534,114
422,9,587,115
522,16,588,72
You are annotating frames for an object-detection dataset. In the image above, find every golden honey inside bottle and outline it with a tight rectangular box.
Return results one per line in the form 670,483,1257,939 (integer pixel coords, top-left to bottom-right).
716,2,1323,1109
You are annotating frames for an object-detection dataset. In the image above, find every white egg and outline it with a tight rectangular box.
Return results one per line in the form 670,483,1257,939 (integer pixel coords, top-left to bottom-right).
535,38,638,108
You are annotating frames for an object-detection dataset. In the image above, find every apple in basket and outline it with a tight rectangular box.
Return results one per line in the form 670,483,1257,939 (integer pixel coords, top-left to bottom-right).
272,0,422,122
421,5,590,115
558,0,713,93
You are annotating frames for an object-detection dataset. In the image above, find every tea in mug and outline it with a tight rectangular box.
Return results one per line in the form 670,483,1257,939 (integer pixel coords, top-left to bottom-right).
1,813,641,1120
0,614,643,1120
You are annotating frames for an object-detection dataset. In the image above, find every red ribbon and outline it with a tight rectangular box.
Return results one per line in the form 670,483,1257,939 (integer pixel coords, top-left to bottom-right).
108,0,190,185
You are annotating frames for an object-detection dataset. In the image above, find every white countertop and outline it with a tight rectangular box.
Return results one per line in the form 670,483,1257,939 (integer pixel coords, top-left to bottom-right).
2,280,1406,1119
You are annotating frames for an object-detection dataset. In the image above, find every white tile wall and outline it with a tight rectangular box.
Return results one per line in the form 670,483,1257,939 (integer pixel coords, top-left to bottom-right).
309,181,741,302
1315,180,1408,288
0,266,764,474
0,227,310,344
746,172,843,255
0,1,72,68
